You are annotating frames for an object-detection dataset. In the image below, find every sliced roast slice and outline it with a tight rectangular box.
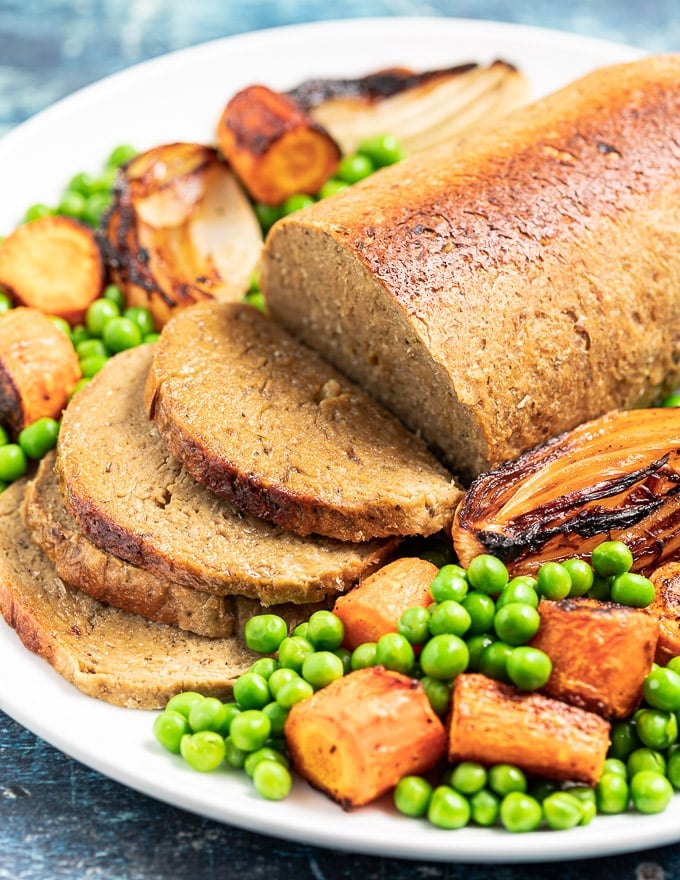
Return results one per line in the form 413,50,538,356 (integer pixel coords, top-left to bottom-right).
56,344,395,604
145,302,462,542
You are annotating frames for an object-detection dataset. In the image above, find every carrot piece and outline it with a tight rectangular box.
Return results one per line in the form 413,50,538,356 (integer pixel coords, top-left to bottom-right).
0,216,104,324
648,562,680,664
285,666,447,809
448,673,610,786
529,597,658,718
216,85,341,205
333,557,437,650
0,307,82,435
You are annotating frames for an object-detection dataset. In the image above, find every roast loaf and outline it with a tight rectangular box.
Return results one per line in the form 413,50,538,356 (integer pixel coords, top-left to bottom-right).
261,54,680,482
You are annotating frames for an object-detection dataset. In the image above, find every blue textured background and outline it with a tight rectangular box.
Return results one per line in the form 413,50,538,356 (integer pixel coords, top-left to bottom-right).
1,2,679,878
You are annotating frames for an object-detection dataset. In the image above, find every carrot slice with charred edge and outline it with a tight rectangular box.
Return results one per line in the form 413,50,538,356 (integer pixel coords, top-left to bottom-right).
285,666,447,809
0,307,81,436
648,562,680,665
0,216,104,324
448,673,610,786
217,85,341,206
333,557,437,650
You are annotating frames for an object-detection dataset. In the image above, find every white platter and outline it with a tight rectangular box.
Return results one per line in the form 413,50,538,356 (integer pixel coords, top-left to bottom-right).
0,15,669,864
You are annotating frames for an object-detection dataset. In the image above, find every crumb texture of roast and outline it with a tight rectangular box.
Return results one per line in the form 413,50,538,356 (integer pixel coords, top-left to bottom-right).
56,345,395,604
22,451,236,637
145,302,461,541
261,54,680,483
0,480,258,709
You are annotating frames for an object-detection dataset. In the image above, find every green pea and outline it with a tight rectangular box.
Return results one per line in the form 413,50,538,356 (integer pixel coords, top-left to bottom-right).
291,621,309,639
57,189,87,219
306,610,344,650
224,736,248,768
252,759,293,800
244,613,289,654
336,153,375,184
106,143,138,168
0,444,27,482
603,757,628,778
277,636,315,672
662,392,680,408
428,600,471,638
0,290,12,314
466,554,508,595
262,701,289,737
469,788,500,826
301,650,345,689
69,377,92,398
249,656,279,679
419,633,469,681
77,338,108,360
334,648,352,675
179,731,226,772
243,289,266,313
244,746,289,778
67,171,96,195
254,202,282,233
419,676,451,716
528,779,560,802
218,703,242,736
47,315,71,336
187,696,228,733
123,305,155,338
350,641,377,670
569,786,597,826
493,603,540,646
86,298,120,336
460,591,496,633
267,667,299,699
542,791,583,830
666,744,680,788
375,632,415,674
478,640,513,682
398,605,431,644
495,580,538,610
643,665,680,712
630,770,673,814
357,133,407,167
488,764,527,796
536,561,572,600
281,193,315,215
636,708,678,750
627,747,666,777
318,178,350,199
587,573,612,601
608,718,641,760
466,634,495,672
103,283,126,310
394,775,433,817
429,564,468,603
18,418,59,460
499,791,542,832
82,192,113,226
449,762,487,796
102,316,143,353
165,691,205,717
591,540,633,577
610,572,655,608
153,709,190,753
70,324,91,346
233,672,270,710
24,203,54,223
0,425,9,446
229,709,271,752
506,646,552,691
562,558,594,597
427,785,471,829
275,677,314,709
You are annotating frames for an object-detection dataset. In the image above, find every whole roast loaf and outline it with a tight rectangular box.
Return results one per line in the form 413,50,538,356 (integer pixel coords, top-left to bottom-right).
260,54,680,483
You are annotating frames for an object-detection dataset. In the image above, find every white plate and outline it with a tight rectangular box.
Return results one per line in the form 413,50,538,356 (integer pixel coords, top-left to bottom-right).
0,16,666,864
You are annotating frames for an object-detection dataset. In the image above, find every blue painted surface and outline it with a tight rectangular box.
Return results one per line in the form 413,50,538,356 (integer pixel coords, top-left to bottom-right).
1,1,679,877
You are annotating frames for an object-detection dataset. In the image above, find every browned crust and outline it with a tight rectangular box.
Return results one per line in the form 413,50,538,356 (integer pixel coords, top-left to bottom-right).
649,562,680,664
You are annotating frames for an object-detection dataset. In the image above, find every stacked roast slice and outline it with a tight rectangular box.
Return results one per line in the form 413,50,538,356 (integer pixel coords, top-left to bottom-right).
0,301,461,708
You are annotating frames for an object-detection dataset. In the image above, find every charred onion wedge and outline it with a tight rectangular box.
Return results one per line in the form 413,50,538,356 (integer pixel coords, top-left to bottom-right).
288,60,528,155
100,142,263,328
216,85,341,206
648,563,680,664
452,408,680,576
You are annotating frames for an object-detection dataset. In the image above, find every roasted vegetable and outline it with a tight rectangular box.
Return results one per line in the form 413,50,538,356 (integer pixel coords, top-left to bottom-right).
285,665,447,809
289,60,528,156
529,598,658,718
100,142,262,328
0,307,82,436
216,85,341,206
452,409,680,577
0,215,103,323
448,673,610,786
332,557,437,650
648,562,680,664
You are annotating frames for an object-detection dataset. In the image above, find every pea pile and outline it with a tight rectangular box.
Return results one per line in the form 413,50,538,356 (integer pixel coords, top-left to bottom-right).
152,540,680,831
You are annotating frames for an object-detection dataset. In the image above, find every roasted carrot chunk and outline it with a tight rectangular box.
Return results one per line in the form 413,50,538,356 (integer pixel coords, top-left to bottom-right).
217,85,341,205
448,673,610,786
648,562,680,664
0,307,81,435
285,666,447,809
0,215,104,324
529,597,658,718
333,557,437,650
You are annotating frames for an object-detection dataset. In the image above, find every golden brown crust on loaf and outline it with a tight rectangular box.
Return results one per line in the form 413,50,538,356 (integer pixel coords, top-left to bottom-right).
56,345,396,603
0,480,257,708
261,55,680,482
145,302,461,542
